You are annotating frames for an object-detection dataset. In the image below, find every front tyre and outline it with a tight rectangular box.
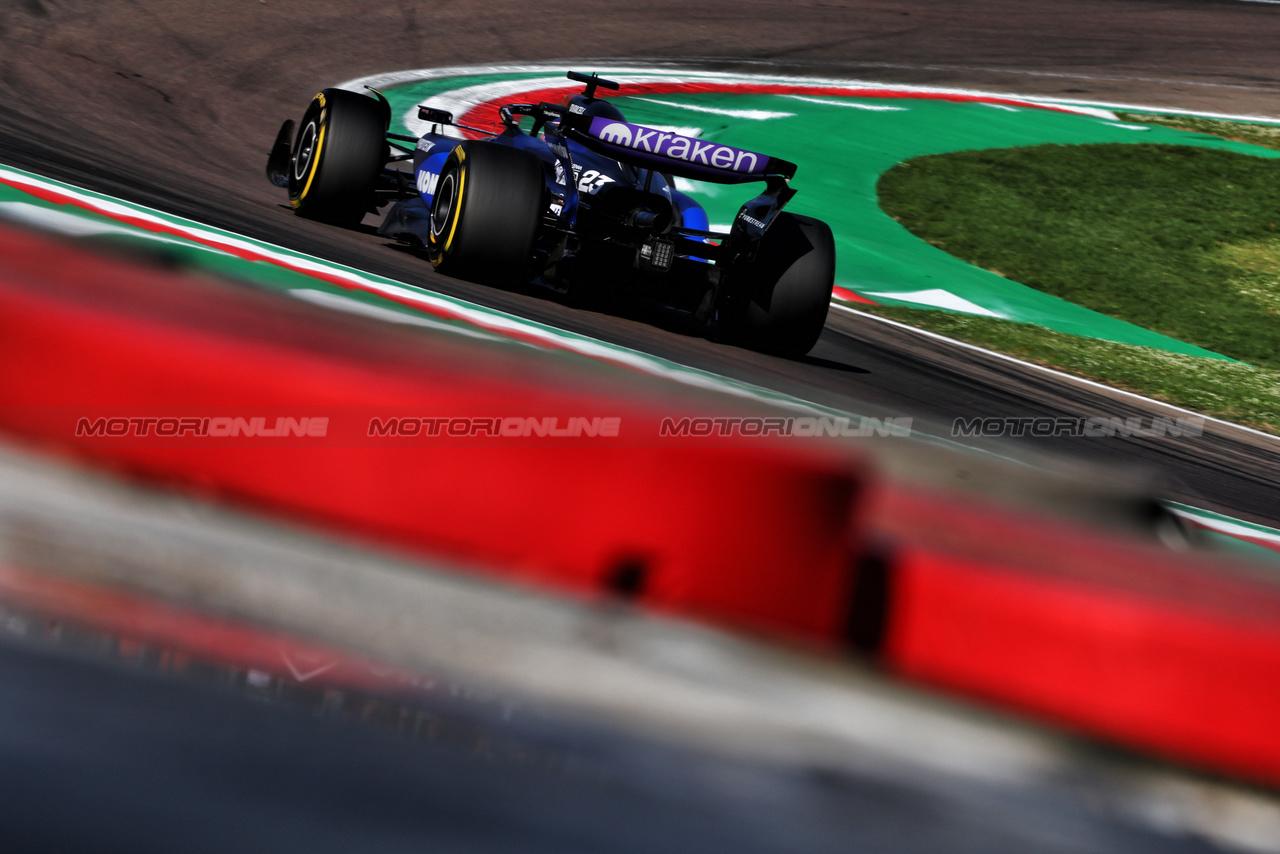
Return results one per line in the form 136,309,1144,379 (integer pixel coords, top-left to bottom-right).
721,213,835,358
427,143,544,286
288,88,387,225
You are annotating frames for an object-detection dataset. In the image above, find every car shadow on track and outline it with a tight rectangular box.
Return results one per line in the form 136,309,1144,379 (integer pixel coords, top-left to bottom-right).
797,355,870,374
378,240,874,374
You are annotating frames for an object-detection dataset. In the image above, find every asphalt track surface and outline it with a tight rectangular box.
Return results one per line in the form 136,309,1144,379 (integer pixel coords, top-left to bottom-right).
3,0,1280,526
0,608,1233,854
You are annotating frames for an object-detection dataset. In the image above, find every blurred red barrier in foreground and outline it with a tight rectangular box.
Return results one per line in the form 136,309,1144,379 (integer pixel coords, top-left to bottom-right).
870,487,1280,785
3,221,1280,786
0,224,861,644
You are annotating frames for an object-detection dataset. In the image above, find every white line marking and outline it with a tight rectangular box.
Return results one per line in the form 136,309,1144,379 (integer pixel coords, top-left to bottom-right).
831,303,1280,445
0,202,204,249
1025,98,1280,126
280,653,338,683
787,95,906,111
289,289,506,343
1169,507,1280,546
629,97,794,120
859,288,1007,318
754,58,1280,97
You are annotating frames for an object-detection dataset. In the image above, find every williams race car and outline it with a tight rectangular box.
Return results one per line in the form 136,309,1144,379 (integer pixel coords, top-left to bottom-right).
266,72,835,357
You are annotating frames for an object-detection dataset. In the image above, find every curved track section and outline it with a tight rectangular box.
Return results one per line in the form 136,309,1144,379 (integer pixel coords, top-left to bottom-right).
2,1,1279,529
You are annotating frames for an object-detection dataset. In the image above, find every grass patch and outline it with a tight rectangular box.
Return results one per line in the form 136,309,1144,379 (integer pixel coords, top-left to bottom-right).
877,143,1280,369
1116,113,1280,153
857,305,1280,433
1210,237,1280,315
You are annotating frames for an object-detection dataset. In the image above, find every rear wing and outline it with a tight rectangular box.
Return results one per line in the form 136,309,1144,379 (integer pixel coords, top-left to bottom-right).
559,111,800,263
560,114,796,186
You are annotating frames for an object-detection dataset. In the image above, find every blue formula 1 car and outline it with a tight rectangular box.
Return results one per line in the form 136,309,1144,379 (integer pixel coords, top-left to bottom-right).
266,72,834,357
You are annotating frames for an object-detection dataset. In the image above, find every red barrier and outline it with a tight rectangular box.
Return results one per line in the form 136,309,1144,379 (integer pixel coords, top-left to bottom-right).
0,224,861,643
873,488,1280,785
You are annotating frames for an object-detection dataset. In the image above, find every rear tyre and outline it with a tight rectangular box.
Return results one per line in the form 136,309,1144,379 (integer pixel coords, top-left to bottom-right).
720,213,835,358
427,143,544,286
288,88,387,225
